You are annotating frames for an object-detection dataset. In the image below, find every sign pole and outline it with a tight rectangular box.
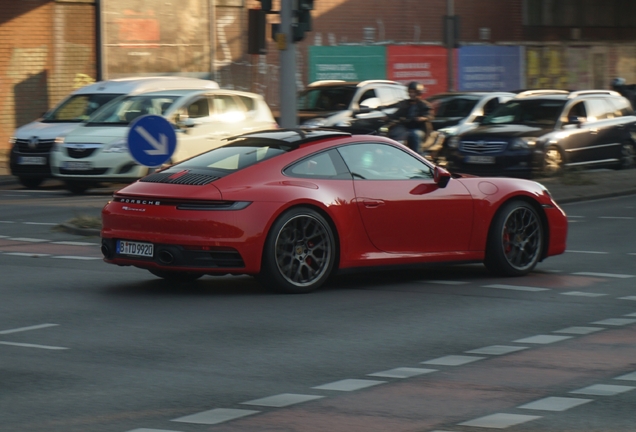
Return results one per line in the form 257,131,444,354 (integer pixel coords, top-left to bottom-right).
279,0,297,128
447,0,455,91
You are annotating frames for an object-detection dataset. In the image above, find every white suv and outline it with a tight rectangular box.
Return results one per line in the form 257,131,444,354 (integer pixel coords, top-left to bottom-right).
50,88,277,193
9,76,218,188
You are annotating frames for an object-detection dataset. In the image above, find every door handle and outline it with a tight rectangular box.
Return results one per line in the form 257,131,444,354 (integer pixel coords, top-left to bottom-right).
362,199,385,208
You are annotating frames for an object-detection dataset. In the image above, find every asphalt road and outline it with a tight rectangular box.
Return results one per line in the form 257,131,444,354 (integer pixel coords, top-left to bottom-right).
1,185,635,432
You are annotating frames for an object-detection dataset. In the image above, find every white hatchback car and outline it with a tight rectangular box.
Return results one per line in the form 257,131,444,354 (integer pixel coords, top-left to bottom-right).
50,88,278,193
10,76,219,188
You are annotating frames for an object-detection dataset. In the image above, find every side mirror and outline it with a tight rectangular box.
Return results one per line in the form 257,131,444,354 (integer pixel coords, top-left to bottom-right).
473,115,484,124
568,116,584,127
433,165,451,188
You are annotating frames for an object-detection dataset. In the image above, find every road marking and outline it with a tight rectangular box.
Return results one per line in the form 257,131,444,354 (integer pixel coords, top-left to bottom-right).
3,252,50,257
561,291,607,297
241,393,324,407
421,355,485,366
459,413,542,428
566,250,609,254
570,384,635,396
553,326,604,335
23,222,57,226
312,379,386,391
368,367,437,378
423,280,469,285
483,284,549,292
51,256,102,260
591,318,636,326
0,323,58,334
573,272,634,278
599,216,635,220
172,408,259,425
8,237,47,242
518,396,592,411
465,345,528,355
624,313,636,317
0,221,16,223
618,296,636,301
513,335,572,344
615,371,636,381
0,341,68,350
52,241,99,246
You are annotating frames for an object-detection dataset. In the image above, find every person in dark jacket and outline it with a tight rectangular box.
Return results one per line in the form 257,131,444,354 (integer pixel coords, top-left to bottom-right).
388,81,433,153
611,77,636,109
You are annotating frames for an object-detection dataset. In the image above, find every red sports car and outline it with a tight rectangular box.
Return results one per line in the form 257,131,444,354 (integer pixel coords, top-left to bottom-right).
101,129,568,293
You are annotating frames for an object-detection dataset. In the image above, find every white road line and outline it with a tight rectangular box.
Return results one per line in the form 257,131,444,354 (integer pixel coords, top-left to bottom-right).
483,284,549,292
560,291,607,297
599,216,635,220
241,393,324,407
570,384,635,396
7,237,47,242
573,272,635,278
624,313,636,317
51,256,101,260
566,250,609,254
423,280,469,285
368,367,437,378
553,326,604,335
567,215,585,218
3,252,51,258
51,241,99,246
312,379,386,391
172,408,259,425
513,335,572,344
0,221,16,223
465,345,528,355
0,323,58,334
0,341,68,350
618,296,636,301
459,413,542,428
615,371,636,381
518,396,592,411
421,355,485,366
22,222,58,226
591,318,636,326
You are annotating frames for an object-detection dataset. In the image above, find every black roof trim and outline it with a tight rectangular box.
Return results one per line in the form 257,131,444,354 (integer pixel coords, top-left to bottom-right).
224,128,352,147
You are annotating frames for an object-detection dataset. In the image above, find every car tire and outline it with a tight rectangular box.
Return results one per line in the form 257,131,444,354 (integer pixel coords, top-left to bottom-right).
484,200,543,277
18,177,44,189
148,269,203,282
615,141,635,170
258,207,336,294
542,145,564,176
65,181,91,194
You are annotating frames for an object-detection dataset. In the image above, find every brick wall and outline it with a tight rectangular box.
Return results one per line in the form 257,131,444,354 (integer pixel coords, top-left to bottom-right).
0,0,96,153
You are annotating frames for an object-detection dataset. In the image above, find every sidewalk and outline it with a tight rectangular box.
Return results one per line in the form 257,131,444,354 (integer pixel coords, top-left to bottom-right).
1,150,636,204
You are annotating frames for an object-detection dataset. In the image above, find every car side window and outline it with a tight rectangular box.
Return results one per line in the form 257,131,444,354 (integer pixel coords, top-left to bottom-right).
566,101,587,120
483,97,501,116
358,89,377,106
585,98,612,120
337,143,433,180
186,98,210,119
284,150,349,179
608,97,633,117
210,95,246,122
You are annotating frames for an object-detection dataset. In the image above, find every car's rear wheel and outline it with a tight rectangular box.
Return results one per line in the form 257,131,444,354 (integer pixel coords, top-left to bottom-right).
18,176,44,189
543,145,564,176
615,141,635,170
148,269,203,282
485,200,543,276
259,207,336,294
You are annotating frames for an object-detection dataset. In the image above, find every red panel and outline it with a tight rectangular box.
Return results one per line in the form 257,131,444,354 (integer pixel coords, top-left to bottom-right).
386,45,454,97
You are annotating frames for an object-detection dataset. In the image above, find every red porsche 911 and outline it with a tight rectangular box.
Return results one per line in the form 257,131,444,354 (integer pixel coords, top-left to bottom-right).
101,129,567,293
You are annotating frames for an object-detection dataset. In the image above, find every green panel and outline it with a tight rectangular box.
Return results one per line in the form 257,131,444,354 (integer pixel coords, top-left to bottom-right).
309,46,387,82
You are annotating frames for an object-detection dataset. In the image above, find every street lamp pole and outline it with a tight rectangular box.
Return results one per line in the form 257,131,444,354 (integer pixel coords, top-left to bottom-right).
447,0,455,91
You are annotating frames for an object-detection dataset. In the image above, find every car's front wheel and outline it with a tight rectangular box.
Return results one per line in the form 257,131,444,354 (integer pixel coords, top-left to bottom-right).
259,207,336,294
615,141,635,170
543,145,564,176
485,200,544,276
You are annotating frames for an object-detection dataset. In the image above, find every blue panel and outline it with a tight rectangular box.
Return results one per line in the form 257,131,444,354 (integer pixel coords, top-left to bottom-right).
458,46,522,92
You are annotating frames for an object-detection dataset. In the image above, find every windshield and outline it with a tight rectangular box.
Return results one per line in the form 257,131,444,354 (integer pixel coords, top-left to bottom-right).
482,99,566,127
87,94,180,125
428,95,480,118
42,93,122,123
176,139,292,173
297,86,356,111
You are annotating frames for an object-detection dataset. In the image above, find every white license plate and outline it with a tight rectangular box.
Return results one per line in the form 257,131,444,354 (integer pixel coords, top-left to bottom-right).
116,240,154,257
19,156,46,165
465,155,495,164
63,161,93,171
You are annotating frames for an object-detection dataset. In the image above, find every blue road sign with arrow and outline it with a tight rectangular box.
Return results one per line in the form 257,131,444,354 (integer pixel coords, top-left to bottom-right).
127,115,177,167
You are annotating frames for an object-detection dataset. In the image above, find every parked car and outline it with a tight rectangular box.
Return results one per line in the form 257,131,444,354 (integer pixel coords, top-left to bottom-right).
424,91,516,163
100,128,568,294
296,80,407,130
445,89,636,178
50,88,277,193
9,76,219,188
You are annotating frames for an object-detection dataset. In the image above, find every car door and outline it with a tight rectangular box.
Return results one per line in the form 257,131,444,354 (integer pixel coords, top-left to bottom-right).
578,98,618,164
559,100,597,165
337,142,474,254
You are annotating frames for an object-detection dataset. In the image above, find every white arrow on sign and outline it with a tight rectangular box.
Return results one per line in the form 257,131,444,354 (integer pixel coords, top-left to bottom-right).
134,125,168,155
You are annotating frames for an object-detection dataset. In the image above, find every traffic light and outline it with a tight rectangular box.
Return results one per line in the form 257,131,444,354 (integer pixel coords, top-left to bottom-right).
248,9,267,54
293,0,314,42
258,0,272,12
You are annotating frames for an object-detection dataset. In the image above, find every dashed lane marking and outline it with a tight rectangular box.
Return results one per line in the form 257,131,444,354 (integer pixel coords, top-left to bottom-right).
591,318,636,326
553,326,605,335
483,284,550,292
625,312,636,317
561,291,607,297
615,371,636,381
517,396,593,411
573,272,635,278
367,367,437,378
618,296,636,301
312,379,386,391
0,323,58,334
23,222,57,226
3,252,50,257
422,280,469,285
465,345,528,355
513,335,573,344
51,256,101,260
0,341,68,350
241,393,324,407
51,241,99,246
421,355,486,366
8,237,47,242
458,413,542,428
566,250,609,254
599,216,635,220
172,408,259,425
570,384,635,396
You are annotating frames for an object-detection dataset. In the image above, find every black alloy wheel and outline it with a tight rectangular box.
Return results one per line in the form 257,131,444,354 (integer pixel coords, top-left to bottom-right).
615,141,635,170
259,207,336,294
485,200,544,276
543,145,564,176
